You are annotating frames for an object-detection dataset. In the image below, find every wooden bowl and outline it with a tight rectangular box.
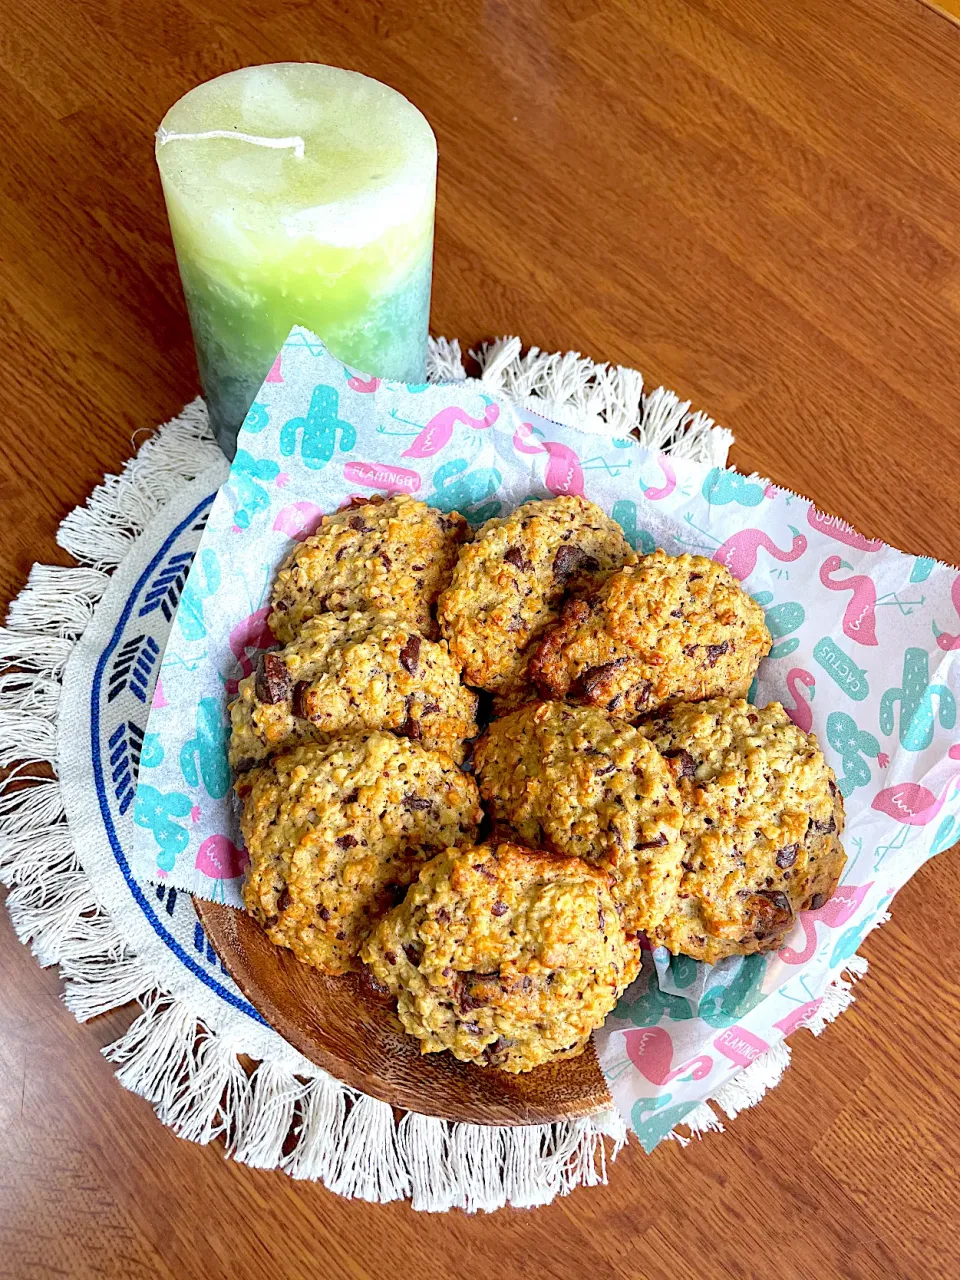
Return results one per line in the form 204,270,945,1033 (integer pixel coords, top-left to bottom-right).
195,899,613,1126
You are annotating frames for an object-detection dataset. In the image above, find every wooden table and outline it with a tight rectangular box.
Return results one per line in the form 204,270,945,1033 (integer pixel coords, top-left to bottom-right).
2,1,959,1276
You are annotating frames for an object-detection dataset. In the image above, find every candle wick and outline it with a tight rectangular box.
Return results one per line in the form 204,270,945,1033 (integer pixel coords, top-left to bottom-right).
156,127,305,159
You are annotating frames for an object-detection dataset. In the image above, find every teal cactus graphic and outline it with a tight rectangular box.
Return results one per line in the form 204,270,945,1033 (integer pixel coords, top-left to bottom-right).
179,697,230,799
177,549,221,642
698,954,767,1028
611,499,656,553
632,1096,702,1153
243,401,270,434
280,383,356,469
618,970,696,1026
813,636,869,701
825,711,881,797
139,733,165,769
229,451,281,531
880,647,956,751
702,467,765,507
134,783,192,872
752,592,805,660
910,556,935,584
428,459,502,523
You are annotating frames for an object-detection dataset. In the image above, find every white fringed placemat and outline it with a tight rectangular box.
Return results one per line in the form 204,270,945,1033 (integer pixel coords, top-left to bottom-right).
0,337,862,1211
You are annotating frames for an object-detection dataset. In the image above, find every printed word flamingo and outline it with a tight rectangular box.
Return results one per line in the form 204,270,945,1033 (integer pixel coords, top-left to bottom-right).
623,1026,713,1085
818,556,878,646
513,422,585,496
934,574,960,651
778,882,873,966
871,744,960,826
401,398,499,459
784,668,815,733
807,506,883,552
714,527,807,582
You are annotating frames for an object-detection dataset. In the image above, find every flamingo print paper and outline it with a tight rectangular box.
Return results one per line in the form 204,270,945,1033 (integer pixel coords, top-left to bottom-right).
133,328,960,1146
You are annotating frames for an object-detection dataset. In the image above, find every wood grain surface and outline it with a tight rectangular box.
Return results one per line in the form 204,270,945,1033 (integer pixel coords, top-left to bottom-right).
2,0,960,1276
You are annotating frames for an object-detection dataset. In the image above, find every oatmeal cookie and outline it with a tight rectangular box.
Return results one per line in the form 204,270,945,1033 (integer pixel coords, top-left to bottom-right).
437,496,633,692
531,550,771,719
239,734,482,974
474,702,684,935
229,612,478,769
270,495,469,644
361,842,641,1072
638,697,846,963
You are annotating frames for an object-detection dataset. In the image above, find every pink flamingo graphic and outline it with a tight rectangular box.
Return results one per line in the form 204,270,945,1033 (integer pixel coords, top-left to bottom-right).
779,882,873,965
195,835,248,881
347,374,381,393
642,457,677,501
623,1026,713,1085
401,400,500,459
513,422,585,497
714,528,807,581
871,745,960,826
934,575,960,652
784,668,816,733
272,501,325,542
225,606,276,697
152,677,168,710
807,506,883,552
265,353,283,384
818,556,878,646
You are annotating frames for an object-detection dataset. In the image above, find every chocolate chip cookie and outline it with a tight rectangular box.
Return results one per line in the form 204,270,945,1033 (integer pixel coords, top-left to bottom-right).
531,550,771,719
474,701,684,936
270,496,469,644
229,612,478,770
638,697,846,963
437,496,634,693
361,841,642,1072
239,734,482,974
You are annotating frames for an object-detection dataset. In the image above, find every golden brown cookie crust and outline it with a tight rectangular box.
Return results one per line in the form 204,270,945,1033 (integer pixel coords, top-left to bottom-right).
361,842,642,1072
473,701,684,936
228,612,478,769
638,697,846,964
239,735,482,974
270,495,469,644
531,550,771,719
437,496,634,692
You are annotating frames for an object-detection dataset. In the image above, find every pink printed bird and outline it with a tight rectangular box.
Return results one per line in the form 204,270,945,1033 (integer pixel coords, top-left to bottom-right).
401,400,500,459
819,556,878,646
512,422,585,496
784,669,816,733
623,1026,713,1085
714,528,807,581
195,835,248,880
871,747,960,826
934,574,960,651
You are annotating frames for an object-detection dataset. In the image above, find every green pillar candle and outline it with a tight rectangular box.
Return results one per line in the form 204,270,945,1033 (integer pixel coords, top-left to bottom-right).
156,63,437,456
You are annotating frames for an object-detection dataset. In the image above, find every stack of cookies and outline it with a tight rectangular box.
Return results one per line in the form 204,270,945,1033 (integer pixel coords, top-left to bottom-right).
231,493,846,1075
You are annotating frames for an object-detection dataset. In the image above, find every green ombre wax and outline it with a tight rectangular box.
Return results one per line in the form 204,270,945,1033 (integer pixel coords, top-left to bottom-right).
156,64,436,455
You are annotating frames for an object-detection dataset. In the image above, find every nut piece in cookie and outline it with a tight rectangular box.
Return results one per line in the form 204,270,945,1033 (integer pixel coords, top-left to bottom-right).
474,701,684,936
229,612,479,769
270,495,469,644
437,495,633,693
239,735,482,974
531,550,771,718
361,842,642,1072
638,697,846,964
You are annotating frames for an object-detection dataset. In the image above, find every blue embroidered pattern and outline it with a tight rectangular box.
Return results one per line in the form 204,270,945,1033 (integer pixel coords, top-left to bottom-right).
138,550,196,621
108,634,160,704
108,720,145,815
